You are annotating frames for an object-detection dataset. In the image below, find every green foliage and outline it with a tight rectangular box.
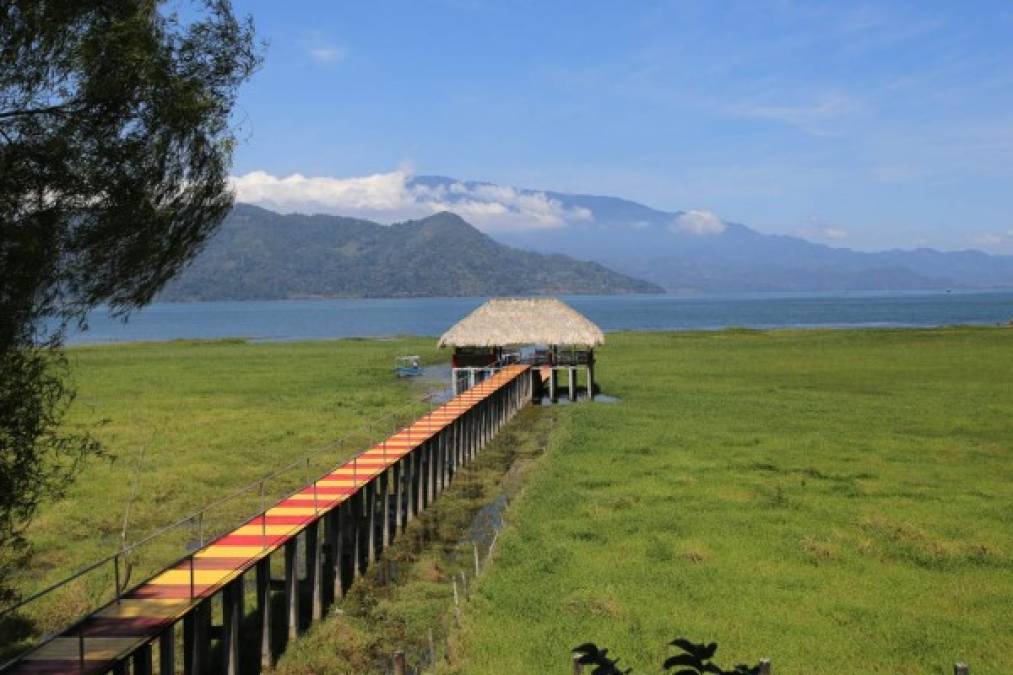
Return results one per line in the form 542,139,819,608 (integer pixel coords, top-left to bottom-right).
0,0,260,605
157,205,664,300
450,328,1013,674
572,638,763,675
0,348,101,606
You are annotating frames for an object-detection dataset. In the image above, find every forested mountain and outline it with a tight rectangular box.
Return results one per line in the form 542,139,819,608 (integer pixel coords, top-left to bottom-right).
158,205,662,301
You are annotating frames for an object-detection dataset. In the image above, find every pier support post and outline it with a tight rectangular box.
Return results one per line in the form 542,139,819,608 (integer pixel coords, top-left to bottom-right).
332,503,348,598
587,364,595,401
308,519,323,621
366,480,377,566
550,368,558,403
132,642,153,675
415,444,426,514
393,461,404,534
159,625,174,675
256,557,273,669
427,440,436,504
356,487,369,577
222,578,242,675
437,432,446,493
568,367,576,401
381,469,391,549
183,600,211,675
284,538,299,640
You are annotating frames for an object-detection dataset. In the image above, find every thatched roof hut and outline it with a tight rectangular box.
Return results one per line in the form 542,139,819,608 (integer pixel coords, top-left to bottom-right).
438,298,604,348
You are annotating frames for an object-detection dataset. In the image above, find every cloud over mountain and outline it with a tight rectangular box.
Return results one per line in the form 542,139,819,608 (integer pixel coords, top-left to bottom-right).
230,169,591,231
672,210,726,235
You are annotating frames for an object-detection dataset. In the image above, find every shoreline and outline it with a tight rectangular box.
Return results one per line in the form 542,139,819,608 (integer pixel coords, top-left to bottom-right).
64,321,1011,349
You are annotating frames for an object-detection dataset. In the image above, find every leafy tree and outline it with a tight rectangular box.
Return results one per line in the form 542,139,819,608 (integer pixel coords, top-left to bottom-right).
572,638,765,675
0,0,260,605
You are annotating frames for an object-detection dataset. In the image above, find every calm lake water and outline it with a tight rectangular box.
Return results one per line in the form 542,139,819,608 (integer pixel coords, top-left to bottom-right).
65,291,1013,345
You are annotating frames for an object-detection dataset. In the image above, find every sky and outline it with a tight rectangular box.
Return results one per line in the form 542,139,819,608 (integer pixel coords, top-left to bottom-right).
224,0,1013,253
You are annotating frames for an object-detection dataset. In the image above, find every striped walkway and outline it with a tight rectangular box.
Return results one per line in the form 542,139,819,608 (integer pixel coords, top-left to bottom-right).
7,364,530,675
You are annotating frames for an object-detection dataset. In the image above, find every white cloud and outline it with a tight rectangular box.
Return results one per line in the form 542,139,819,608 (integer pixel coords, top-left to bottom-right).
728,91,862,136
229,169,592,231
970,233,1004,247
672,210,726,235
308,46,345,64
794,220,849,242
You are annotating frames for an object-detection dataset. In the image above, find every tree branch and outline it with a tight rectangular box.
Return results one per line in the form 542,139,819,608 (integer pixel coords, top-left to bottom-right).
0,105,71,120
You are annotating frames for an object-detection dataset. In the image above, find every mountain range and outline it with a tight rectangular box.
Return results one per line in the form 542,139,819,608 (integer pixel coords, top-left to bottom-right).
158,205,661,301
162,177,1013,301
410,176,1013,292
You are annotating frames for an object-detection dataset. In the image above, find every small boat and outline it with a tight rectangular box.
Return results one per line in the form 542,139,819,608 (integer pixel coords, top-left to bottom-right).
394,355,423,377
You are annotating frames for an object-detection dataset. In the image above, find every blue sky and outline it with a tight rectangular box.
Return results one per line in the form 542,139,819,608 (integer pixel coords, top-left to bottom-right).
227,1,1013,253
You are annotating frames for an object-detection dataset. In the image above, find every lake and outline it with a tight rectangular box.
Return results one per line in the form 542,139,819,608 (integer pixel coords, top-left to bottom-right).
65,291,1013,345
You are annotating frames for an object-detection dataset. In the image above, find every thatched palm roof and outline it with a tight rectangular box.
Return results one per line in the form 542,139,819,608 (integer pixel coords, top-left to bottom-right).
438,298,604,348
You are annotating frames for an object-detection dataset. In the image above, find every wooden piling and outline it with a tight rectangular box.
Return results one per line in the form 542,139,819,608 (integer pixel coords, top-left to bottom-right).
381,469,391,549
393,650,407,675
308,519,323,621
158,625,174,675
132,642,153,675
183,599,210,675
366,480,377,566
568,367,577,401
255,557,273,668
284,538,299,639
393,460,404,534
352,488,364,578
221,578,242,675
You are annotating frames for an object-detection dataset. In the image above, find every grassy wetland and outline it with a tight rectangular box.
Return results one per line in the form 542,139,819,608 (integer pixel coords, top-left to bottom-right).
6,327,1012,673
447,327,1013,674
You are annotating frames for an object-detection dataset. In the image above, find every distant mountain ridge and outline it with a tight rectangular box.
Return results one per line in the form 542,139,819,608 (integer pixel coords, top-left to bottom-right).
158,205,662,301
410,175,1013,292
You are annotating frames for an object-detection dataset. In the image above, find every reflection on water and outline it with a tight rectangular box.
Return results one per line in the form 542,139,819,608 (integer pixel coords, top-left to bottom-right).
537,392,621,405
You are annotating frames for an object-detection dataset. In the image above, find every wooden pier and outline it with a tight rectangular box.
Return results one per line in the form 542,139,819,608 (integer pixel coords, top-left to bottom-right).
3,365,533,675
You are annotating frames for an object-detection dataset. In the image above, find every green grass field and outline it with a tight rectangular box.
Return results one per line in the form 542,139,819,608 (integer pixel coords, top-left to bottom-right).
8,328,1012,674
447,328,1013,675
